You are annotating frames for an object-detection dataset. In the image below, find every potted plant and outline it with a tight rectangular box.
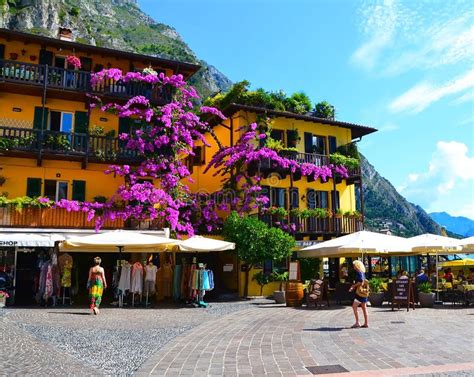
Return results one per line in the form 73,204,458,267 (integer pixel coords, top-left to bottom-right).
9,53,18,60
417,282,435,307
271,271,288,304
0,176,6,186
30,55,37,62
368,277,385,307
0,290,9,308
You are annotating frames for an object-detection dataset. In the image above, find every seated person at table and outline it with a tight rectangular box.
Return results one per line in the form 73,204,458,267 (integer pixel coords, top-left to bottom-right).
416,269,429,284
467,268,474,283
457,270,465,282
398,270,409,280
443,268,454,283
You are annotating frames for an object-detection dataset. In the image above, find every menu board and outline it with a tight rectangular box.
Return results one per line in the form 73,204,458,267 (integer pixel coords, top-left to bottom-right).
392,279,415,311
288,262,300,281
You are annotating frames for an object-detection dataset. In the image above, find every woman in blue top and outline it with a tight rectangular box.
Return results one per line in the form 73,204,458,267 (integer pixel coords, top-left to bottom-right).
349,260,369,328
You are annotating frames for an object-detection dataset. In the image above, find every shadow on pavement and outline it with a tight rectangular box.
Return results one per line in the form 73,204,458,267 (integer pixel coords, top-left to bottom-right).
47,311,91,316
303,327,345,332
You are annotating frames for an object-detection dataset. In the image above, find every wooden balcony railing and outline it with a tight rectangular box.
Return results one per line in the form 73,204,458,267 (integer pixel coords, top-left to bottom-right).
0,125,140,163
0,206,123,229
0,59,173,105
260,212,362,236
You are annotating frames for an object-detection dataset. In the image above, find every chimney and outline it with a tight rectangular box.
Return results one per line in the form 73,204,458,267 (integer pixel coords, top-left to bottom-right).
58,27,73,41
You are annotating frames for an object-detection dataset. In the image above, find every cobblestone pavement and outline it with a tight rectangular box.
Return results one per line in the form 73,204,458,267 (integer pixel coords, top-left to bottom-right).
1,302,473,376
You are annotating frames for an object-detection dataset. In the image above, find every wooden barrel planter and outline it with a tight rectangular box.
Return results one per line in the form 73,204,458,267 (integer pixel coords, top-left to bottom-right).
285,281,304,307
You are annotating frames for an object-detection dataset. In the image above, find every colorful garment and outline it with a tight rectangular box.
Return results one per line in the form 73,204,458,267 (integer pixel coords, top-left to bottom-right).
131,262,144,294
89,272,104,309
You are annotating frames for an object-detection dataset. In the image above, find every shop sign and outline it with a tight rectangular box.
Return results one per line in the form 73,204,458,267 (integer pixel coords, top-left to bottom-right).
295,240,320,248
0,241,18,246
223,264,234,272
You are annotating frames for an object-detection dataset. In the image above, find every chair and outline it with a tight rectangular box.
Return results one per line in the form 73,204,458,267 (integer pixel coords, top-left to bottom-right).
306,279,330,309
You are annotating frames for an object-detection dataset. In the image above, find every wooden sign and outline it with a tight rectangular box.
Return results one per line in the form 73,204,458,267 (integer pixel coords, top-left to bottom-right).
391,279,415,312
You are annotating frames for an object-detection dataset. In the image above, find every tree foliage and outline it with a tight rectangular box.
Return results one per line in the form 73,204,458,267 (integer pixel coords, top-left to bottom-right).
314,100,336,120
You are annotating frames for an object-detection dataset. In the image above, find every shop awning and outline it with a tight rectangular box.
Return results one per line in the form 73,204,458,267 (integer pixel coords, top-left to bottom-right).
407,233,462,254
178,236,235,252
459,236,474,252
0,232,62,247
59,230,180,253
298,230,412,258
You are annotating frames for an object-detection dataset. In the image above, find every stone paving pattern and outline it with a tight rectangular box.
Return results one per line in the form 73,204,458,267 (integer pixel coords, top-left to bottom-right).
1,301,473,376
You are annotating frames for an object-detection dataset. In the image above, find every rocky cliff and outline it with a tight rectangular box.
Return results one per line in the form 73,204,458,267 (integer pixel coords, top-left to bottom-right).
358,154,441,237
0,0,231,98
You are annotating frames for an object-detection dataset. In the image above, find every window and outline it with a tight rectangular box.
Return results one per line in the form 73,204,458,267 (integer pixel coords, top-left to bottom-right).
44,180,68,201
49,111,73,132
311,135,327,155
331,190,340,211
192,146,205,166
270,187,287,209
270,129,284,142
307,190,328,209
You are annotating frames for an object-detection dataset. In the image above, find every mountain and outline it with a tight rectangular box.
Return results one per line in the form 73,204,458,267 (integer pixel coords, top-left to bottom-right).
429,212,474,237
357,154,441,237
0,0,232,99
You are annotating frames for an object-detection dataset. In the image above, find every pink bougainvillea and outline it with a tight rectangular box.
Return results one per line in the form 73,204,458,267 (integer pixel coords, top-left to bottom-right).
66,55,81,69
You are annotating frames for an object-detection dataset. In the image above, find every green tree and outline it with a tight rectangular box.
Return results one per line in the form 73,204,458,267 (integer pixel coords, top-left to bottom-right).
314,101,336,120
223,212,295,297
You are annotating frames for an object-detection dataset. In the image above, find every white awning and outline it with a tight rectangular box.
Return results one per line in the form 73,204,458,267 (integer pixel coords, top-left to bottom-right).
0,232,61,247
407,233,462,254
178,236,235,252
59,229,180,253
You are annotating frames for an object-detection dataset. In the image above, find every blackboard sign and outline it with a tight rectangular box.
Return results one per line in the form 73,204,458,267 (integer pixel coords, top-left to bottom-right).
392,279,415,311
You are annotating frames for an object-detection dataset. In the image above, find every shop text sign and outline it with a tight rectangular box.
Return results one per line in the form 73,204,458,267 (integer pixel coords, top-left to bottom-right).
394,279,409,300
0,241,18,246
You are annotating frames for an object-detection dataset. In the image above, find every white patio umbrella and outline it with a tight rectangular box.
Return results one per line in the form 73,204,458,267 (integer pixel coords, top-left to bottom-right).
178,236,235,252
59,229,180,253
459,236,474,252
299,230,411,258
407,233,462,301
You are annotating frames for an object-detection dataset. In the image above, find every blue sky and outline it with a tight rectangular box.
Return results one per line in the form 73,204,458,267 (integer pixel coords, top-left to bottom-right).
140,0,474,219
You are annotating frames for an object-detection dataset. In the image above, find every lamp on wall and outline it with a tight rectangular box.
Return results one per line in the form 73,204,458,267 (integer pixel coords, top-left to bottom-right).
301,195,306,201
99,117,108,122
21,49,26,56
12,107,22,112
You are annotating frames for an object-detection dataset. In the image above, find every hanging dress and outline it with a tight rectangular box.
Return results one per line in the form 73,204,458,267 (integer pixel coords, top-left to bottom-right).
131,262,144,294
88,270,105,309
118,262,131,294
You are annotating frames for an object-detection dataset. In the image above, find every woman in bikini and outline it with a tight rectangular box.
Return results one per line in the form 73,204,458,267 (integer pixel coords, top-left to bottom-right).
88,257,107,315
349,260,369,328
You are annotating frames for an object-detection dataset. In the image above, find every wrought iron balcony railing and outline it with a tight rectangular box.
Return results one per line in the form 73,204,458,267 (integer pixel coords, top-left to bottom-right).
0,59,173,105
259,212,362,236
0,125,140,163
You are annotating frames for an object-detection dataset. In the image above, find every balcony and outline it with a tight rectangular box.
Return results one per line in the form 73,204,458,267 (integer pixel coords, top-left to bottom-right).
260,212,362,236
0,125,141,166
248,151,361,183
0,205,123,229
0,59,173,105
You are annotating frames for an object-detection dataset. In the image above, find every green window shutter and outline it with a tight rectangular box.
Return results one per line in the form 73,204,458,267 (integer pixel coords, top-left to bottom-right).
74,111,89,134
0,44,5,60
72,180,86,201
79,57,92,71
328,136,337,154
39,49,53,65
33,107,49,130
26,178,42,197
118,118,131,135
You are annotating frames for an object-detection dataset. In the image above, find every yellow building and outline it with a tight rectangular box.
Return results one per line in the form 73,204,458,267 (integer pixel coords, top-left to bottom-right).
189,103,377,296
0,28,199,228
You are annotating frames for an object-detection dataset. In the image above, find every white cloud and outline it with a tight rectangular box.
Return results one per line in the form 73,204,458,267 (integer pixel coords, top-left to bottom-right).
351,0,397,70
352,1,474,75
452,89,474,105
378,123,399,132
398,141,474,219
388,69,474,113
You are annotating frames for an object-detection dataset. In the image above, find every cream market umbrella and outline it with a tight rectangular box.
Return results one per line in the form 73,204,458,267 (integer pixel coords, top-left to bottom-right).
59,230,180,253
178,236,235,252
299,230,411,258
407,233,462,301
459,236,474,252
